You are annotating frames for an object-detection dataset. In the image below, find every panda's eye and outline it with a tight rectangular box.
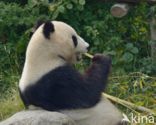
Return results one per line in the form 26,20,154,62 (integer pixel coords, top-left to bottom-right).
72,35,78,47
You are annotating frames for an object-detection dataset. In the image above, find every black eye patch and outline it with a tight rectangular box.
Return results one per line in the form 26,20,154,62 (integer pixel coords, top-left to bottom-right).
72,35,78,47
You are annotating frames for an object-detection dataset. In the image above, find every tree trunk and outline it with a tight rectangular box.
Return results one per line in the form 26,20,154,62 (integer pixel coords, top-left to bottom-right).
150,17,156,65
110,3,130,18
117,0,156,4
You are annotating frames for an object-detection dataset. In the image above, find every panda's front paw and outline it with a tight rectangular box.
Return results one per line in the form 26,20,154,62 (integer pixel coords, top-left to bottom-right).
92,54,111,65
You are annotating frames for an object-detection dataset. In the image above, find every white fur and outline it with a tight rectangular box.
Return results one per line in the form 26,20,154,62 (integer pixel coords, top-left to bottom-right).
60,97,123,125
76,36,89,53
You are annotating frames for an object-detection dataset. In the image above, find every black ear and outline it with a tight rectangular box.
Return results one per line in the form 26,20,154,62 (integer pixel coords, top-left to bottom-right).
30,20,45,38
43,21,55,39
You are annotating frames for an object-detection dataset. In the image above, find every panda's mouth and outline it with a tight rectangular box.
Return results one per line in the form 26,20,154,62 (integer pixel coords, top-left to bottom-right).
58,53,82,62
58,52,84,62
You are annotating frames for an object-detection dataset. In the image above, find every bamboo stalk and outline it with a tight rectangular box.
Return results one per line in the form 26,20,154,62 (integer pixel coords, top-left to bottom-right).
84,53,93,59
84,53,155,115
103,93,155,114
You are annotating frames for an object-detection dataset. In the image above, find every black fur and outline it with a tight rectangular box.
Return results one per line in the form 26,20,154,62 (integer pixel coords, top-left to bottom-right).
43,21,55,39
72,35,78,47
20,54,111,111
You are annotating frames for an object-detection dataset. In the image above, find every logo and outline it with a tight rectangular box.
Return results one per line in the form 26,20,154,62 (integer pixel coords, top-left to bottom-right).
123,113,155,124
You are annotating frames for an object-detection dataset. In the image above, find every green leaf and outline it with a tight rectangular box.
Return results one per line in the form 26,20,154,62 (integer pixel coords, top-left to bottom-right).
126,43,133,50
28,0,37,6
104,51,116,56
71,0,78,4
52,11,59,19
66,4,73,9
131,47,139,54
58,6,65,13
122,52,134,62
79,0,85,5
77,5,84,11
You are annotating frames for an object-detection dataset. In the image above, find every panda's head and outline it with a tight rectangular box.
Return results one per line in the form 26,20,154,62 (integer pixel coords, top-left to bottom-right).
29,21,89,63
19,21,89,91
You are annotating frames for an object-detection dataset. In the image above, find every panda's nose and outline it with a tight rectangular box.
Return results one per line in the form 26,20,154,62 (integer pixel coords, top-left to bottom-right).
86,45,89,50
85,42,89,48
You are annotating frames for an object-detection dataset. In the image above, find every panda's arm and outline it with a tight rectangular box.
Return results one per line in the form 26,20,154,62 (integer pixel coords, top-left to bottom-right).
23,54,111,110
84,54,111,91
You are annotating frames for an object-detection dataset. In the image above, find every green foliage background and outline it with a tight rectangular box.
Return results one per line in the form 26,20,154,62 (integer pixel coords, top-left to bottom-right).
0,0,156,122
0,0,155,74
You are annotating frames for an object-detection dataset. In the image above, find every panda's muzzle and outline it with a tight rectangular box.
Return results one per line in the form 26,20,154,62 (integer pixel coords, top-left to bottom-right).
58,52,82,62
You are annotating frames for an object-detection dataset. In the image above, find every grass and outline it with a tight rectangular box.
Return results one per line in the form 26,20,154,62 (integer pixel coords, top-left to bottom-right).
108,73,156,111
0,64,23,121
0,89,24,121
107,73,156,125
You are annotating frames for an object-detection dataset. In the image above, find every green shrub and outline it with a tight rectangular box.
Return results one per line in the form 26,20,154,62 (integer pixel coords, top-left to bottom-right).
0,0,155,96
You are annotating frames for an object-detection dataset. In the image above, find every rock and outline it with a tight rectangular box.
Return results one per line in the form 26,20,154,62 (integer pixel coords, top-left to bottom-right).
0,110,76,125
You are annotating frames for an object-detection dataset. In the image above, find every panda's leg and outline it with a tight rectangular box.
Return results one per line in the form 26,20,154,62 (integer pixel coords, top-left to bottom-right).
61,97,128,125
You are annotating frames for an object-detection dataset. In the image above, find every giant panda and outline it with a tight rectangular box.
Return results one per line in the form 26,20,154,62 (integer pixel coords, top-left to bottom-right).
19,20,127,125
